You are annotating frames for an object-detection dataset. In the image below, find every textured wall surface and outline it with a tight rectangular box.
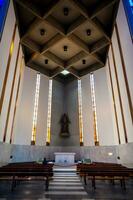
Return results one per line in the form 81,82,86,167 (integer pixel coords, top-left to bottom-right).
51,80,79,146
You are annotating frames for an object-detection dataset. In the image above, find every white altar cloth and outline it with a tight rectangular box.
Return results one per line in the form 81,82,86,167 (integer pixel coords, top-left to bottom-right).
54,152,75,164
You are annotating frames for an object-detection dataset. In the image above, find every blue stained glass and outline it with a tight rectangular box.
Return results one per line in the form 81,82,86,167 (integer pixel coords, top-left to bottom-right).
0,0,4,7
123,0,133,40
0,0,9,40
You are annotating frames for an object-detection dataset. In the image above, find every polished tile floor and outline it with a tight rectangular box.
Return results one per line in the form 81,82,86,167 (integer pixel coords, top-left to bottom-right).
0,167,133,200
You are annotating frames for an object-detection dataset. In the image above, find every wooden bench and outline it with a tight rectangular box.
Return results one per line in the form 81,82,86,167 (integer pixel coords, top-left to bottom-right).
77,163,132,190
0,162,53,191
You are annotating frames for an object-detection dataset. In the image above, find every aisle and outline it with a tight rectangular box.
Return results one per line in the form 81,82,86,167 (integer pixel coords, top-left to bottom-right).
45,165,93,200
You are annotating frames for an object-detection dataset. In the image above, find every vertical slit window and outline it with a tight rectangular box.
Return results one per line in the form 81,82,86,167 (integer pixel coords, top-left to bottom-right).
46,79,53,146
90,73,99,146
78,79,84,146
31,73,40,145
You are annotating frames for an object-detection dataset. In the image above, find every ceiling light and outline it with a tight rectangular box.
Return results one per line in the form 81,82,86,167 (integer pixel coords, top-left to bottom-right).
40,29,46,36
45,59,48,64
61,70,70,75
86,29,91,36
63,7,69,16
63,45,68,51
82,59,86,64
108,152,113,156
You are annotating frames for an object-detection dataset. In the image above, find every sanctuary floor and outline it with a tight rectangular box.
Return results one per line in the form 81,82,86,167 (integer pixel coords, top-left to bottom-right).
0,166,133,200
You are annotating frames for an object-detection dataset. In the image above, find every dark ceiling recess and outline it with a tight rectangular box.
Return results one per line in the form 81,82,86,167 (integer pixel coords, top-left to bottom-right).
13,0,120,81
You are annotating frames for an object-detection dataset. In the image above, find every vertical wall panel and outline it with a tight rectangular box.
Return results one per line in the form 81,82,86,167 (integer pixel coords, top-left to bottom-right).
94,67,116,145
81,74,94,146
108,48,125,144
6,48,23,143
0,29,20,141
0,1,16,97
13,67,37,145
36,75,49,146
116,1,133,107
112,29,133,142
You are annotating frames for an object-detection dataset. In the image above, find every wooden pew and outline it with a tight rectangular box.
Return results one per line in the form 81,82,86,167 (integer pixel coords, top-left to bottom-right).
77,163,131,190
0,162,53,191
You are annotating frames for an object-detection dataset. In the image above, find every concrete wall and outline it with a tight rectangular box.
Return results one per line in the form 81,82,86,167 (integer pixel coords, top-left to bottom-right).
107,1,133,144
94,67,117,145
0,142,118,164
0,1,25,143
51,80,79,146
81,74,94,146
13,68,50,145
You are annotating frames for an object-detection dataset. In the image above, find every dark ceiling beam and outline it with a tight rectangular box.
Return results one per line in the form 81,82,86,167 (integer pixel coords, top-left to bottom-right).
21,37,41,53
69,0,89,18
68,34,89,53
70,0,110,41
26,62,50,77
92,18,110,41
66,51,88,68
46,16,65,35
41,34,64,54
26,34,64,64
14,0,42,18
44,51,64,68
21,19,42,41
50,67,63,78
27,53,40,65
20,0,64,40
90,0,118,19
90,38,110,54
79,63,103,76
42,0,61,18
68,34,104,65
67,67,80,79
67,16,87,36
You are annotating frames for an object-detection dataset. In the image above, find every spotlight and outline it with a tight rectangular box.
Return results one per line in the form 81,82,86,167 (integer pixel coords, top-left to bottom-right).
63,7,69,16
82,59,86,64
45,59,48,64
40,29,46,36
63,45,68,51
86,29,91,36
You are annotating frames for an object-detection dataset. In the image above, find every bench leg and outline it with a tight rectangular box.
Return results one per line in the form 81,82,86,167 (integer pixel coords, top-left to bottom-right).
45,176,49,191
122,177,126,190
11,175,15,191
92,177,96,190
84,175,87,185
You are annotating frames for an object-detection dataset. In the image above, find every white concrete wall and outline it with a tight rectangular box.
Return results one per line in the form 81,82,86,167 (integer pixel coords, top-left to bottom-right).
0,0,16,97
36,74,49,146
81,74,94,146
94,67,116,145
107,1,133,144
51,80,79,146
0,1,25,143
13,67,37,145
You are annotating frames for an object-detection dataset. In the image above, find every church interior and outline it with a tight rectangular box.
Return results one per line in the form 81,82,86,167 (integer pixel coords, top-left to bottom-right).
0,0,133,199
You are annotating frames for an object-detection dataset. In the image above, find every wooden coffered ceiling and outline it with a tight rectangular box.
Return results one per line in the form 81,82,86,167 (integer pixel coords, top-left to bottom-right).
13,0,119,80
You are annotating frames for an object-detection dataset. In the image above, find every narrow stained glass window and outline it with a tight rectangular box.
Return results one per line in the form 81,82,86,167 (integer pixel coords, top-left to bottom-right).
31,73,41,145
90,73,99,146
46,79,53,146
78,79,84,146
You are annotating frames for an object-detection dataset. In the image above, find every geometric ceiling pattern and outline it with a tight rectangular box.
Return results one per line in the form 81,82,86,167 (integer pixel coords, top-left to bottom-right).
13,0,119,80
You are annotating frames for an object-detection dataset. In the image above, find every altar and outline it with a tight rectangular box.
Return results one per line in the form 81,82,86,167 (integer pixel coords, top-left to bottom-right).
54,152,75,165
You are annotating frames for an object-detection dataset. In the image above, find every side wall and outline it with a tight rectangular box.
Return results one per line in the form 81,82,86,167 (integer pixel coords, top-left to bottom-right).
0,1,24,143
107,1,133,144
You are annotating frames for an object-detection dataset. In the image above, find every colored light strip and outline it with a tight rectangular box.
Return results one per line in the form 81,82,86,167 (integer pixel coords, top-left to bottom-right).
31,73,41,145
90,73,99,145
78,80,84,145
46,79,53,145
